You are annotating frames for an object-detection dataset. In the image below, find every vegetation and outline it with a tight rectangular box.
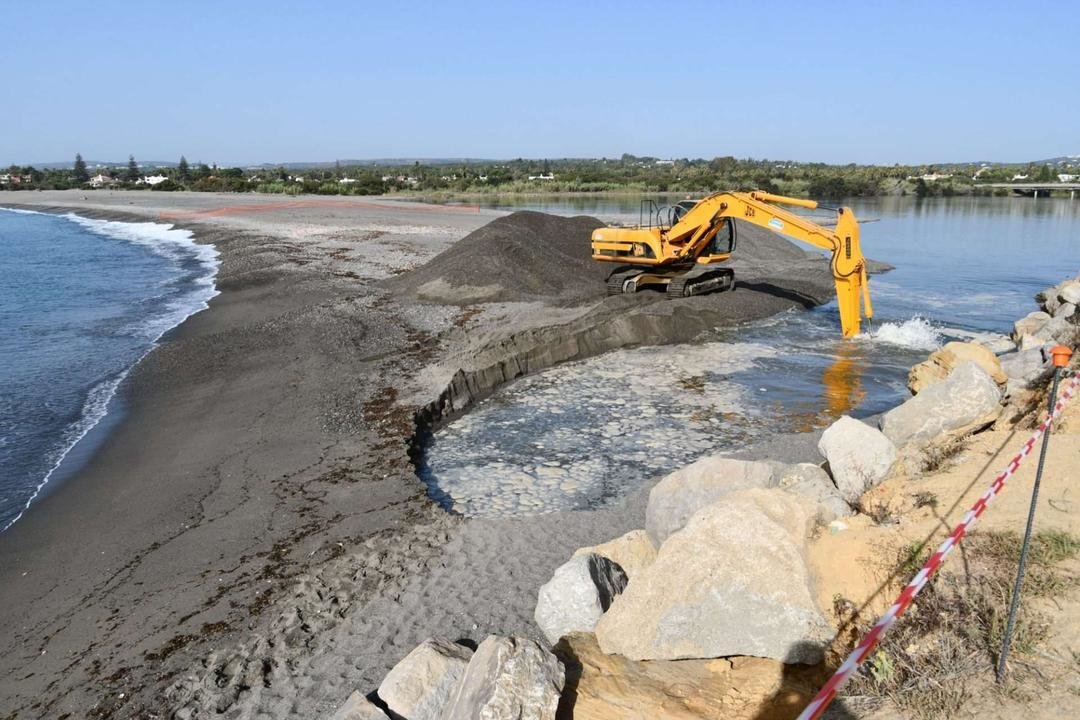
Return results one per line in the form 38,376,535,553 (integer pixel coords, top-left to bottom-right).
3,153,1078,198
840,530,1080,718
72,153,89,184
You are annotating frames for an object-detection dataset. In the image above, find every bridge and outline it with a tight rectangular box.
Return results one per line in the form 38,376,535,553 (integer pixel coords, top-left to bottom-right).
982,182,1080,198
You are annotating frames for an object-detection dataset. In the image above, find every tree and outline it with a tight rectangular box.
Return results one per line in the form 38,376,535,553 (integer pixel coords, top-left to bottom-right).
125,155,140,182
73,153,89,183
178,155,190,181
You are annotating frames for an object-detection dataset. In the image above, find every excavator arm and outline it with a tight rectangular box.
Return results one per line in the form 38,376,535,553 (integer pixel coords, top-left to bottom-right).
590,190,874,337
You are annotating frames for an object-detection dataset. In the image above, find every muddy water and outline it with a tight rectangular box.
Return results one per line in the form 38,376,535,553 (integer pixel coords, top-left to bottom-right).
420,196,1080,517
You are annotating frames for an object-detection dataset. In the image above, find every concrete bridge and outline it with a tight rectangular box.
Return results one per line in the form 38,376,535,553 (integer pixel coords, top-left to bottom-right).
982,182,1080,198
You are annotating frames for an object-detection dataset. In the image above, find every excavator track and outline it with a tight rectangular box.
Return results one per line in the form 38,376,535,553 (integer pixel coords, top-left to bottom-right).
605,267,645,295
667,267,735,297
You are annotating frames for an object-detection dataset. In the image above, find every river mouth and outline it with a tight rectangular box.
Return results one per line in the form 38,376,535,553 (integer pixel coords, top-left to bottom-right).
415,308,944,519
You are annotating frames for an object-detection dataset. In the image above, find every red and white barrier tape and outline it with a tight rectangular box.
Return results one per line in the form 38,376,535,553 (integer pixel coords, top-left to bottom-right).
796,372,1080,720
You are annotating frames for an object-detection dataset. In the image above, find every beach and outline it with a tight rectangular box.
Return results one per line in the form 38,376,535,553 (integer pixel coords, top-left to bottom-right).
0,191,844,718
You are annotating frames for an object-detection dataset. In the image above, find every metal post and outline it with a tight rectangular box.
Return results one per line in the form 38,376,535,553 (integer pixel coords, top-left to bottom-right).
996,345,1073,681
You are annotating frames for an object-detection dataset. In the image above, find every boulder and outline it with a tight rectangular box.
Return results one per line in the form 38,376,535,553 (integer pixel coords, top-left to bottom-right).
645,457,775,544
377,638,472,720
816,416,897,505
907,341,1006,394
775,462,853,522
553,632,817,720
1059,281,1080,306
999,348,1048,386
330,691,387,720
880,361,1002,449
572,529,657,582
1055,301,1077,319
595,489,834,664
534,554,628,645
1039,314,1077,345
1037,284,1063,315
441,636,564,720
1013,311,1051,342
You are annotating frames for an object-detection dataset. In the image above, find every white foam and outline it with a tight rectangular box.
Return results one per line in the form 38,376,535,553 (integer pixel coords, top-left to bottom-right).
864,317,943,351
0,209,220,532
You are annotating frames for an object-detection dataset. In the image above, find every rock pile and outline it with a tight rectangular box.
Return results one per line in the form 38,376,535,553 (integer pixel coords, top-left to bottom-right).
332,635,564,720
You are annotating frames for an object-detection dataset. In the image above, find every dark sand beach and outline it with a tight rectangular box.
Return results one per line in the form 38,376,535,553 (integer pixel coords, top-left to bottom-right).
0,191,843,718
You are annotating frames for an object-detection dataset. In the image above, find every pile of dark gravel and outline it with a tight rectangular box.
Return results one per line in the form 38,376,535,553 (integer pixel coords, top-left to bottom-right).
388,211,608,305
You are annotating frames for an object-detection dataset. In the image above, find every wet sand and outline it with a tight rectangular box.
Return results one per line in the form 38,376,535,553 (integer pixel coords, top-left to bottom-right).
0,191,843,718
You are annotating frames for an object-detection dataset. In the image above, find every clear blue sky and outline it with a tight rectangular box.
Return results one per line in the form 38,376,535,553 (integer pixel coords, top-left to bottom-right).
2,1,1077,166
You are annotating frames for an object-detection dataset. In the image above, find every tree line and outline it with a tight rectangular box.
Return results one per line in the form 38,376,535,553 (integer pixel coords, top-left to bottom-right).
3,152,1076,199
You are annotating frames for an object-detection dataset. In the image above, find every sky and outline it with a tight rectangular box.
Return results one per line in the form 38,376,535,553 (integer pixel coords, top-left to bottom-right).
2,1,1078,166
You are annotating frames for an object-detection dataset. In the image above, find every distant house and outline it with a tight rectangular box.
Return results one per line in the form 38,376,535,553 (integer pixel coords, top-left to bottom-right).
907,172,952,182
0,173,33,186
1011,173,1029,181
140,174,168,186
89,173,119,188
339,177,357,184
528,173,555,181
654,159,675,166
1058,174,1077,182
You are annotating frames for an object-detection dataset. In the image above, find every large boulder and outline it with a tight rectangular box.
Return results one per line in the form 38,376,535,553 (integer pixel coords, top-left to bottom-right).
775,462,853,522
553,632,816,720
376,638,472,720
441,636,564,720
534,554,628,645
595,489,834,664
1013,311,1051,342
880,361,1002,448
999,348,1049,387
645,457,775,544
816,416,897,505
572,529,657,583
1059,281,1080,306
329,691,387,720
907,341,1006,394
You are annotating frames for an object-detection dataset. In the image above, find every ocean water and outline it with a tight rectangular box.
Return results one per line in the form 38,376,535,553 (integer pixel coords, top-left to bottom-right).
421,196,1080,517
0,209,218,531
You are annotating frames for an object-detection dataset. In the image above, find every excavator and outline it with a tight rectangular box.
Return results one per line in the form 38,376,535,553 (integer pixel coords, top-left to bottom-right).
590,191,873,337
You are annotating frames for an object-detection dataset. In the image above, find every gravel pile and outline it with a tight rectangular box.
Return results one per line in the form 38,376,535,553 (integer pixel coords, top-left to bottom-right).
387,211,607,305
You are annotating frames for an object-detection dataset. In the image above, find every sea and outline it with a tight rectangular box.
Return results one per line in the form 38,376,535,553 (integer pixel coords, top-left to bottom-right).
419,196,1080,517
0,209,218,531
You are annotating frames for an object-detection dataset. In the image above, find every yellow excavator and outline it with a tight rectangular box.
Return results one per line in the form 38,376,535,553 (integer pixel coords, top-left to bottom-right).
590,191,873,337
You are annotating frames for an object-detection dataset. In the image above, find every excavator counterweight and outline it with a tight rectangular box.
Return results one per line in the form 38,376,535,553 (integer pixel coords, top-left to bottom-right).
590,191,873,337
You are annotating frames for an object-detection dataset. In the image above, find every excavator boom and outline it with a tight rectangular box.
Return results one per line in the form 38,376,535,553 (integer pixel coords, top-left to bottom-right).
590,190,873,337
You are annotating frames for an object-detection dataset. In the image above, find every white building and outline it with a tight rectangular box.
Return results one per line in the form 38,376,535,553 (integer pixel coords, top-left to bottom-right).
528,173,555,181
89,174,118,188
1058,174,1077,182
141,174,168,186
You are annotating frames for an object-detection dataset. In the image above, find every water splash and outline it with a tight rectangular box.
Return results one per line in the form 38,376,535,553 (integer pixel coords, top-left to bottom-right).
865,317,942,351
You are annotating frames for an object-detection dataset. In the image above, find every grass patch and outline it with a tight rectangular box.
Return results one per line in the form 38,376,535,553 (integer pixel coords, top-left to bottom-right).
919,437,967,473
841,530,1080,719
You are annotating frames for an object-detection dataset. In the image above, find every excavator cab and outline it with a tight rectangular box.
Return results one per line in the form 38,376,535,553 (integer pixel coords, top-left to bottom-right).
702,217,736,258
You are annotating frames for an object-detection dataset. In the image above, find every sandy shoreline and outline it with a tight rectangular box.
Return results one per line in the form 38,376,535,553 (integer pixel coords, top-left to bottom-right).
0,190,853,718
